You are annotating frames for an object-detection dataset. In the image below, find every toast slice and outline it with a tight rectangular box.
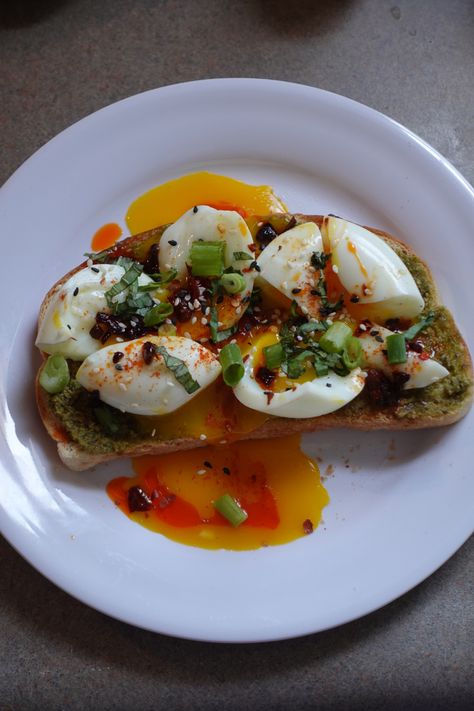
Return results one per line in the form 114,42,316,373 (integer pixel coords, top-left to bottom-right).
35,215,473,470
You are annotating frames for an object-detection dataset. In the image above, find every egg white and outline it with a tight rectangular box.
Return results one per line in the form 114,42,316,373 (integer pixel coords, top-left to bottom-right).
76,335,221,416
322,216,424,319
359,324,448,388
159,205,256,323
256,222,324,318
35,264,158,361
233,334,365,418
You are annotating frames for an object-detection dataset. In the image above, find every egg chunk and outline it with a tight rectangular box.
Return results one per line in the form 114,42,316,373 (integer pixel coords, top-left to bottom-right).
35,264,158,361
359,325,448,389
322,217,424,319
233,331,365,418
256,222,324,317
76,336,221,416
159,205,256,323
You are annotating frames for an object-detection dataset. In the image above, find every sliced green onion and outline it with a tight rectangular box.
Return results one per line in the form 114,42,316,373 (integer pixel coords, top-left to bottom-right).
319,321,352,354
314,358,329,376
233,251,254,261
83,248,111,263
213,493,248,527
402,311,435,341
342,336,363,370
138,282,163,293
219,343,244,386
143,302,174,326
263,343,284,370
158,323,177,337
220,272,246,294
39,355,70,394
189,241,226,277
297,320,328,336
283,358,306,379
386,333,407,364
155,346,200,394
148,269,178,285
105,262,142,306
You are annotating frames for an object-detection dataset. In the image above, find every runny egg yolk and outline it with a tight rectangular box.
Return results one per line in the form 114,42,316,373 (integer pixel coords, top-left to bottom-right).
252,331,316,392
125,171,287,234
106,435,329,551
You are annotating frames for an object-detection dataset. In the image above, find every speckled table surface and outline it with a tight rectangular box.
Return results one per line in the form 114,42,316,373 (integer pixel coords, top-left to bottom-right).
1,1,473,709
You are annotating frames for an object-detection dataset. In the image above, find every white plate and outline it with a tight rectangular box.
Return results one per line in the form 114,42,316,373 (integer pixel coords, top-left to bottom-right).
1,79,473,643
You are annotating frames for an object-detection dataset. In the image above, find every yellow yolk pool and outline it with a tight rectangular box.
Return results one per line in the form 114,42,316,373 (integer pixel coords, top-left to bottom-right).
107,435,329,551
125,171,287,234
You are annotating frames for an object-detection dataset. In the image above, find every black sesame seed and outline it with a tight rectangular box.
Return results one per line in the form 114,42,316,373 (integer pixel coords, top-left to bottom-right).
375,335,384,343
193,206,198,213
370,330,379,336
255,264,261,272
249,260,258,270
91,266,100,273
168,239,178,246
291,288,302,294
66,324,71,330
73,287,79,297
222,466,230,475
350,295,360,303
326,383,332,387
115,364,123,371
204,461,212,468
311,289,319,296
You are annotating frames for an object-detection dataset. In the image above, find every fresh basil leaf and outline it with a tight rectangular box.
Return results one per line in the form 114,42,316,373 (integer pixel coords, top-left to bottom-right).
155,346,200,394
233,251,254,261
403,312,435,341
143,303,173,326
148,269,178,285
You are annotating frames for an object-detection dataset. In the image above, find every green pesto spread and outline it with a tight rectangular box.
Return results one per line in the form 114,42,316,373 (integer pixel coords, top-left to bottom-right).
44,226,473,454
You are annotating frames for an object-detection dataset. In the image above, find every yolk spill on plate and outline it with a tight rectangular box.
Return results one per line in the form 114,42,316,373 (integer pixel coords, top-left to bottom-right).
125,171,287,234
91,222,123,251
107,435,329,551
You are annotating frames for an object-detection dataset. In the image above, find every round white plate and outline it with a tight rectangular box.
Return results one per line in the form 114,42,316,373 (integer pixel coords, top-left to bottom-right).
1,79,473,643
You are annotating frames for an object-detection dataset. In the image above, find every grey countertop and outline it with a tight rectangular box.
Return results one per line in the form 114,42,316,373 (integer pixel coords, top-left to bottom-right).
1,1,473,709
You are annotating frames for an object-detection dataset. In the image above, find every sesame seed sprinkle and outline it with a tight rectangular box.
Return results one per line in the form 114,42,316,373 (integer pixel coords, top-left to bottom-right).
118,383,127,391
199,433,207,440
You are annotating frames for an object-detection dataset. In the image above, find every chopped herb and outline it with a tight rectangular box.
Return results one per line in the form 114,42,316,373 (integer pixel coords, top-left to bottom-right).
402,312,435,341
310,251,344,316
147,269,178,285
143,302,173,326
233,251,254,261
105,262,143,308
155,345,200,394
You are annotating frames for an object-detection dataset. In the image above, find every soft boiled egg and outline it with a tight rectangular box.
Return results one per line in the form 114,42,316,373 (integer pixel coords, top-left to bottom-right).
256,222,324,318
35,264,158,361
233,331,365,418
322,216,424,319
159,205,256,326
358,325,449,389
76,336,221,416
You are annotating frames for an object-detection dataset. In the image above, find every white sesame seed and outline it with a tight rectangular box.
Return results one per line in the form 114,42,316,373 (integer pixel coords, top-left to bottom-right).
301,305,309,314
278,371,286,377
191,316,197,324
168,380,175,387
230,339,237,344
199,433,207,440
165,318,173,325
332,264,339,274
326,318,333,325
184,294,191,301
217,321,223,327
116,337,123,342
201,317,208,325
118,383,127,391
200,337,208,343
359,323,367,331
197,469,207,475
87,258,93,268
165,263,171,270
281,281,288,290
193,299,200,309
296,335,303,341
231,299,239,308
188,303,195,311
174,298,180,306
93,367,100,374
205,306,210,316
151,429,156,437
184,331,191,339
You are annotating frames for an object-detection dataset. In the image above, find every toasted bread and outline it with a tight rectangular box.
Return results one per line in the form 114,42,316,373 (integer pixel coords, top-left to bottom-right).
35,215,473,471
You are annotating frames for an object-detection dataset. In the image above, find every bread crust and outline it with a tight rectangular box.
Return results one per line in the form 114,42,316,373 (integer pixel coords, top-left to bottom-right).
35,215,473,471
